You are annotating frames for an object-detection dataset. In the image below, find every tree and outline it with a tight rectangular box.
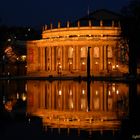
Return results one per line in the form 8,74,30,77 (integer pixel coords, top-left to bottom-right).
120,1,140,137
121,0,140,76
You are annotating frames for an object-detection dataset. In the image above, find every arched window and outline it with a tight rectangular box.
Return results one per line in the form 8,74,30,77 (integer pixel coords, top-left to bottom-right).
57,47,61,58
48,47,51,58
107,46,112,58
68,47,73,58
80,47,87,58
94,47,99,58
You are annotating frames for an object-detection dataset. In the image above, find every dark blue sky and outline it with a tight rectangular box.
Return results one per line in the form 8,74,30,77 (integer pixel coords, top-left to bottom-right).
0,0,130,28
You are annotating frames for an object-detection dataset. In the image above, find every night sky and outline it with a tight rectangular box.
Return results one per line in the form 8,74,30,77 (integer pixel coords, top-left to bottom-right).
0,0,130,28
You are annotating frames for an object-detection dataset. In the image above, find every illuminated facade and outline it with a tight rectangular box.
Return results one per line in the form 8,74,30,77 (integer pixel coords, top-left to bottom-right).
26,10,129,77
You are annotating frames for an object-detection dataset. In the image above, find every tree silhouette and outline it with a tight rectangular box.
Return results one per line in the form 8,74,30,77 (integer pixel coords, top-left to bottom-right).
121,0,140,76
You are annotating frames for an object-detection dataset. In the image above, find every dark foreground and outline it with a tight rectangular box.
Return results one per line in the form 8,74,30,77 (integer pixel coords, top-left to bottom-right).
0,109,139,140
0,76,140,140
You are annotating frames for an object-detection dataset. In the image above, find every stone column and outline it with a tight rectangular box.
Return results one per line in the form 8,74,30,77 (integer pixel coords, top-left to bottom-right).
44,48,46,71
90,46,93,75
37,47,40,71
51,47,55,71
103,45,108,72
40,47,43,70
76,84,80,111
45,47,48,71
48,83,52,109
51,82,55,110
40,82,46,108
62,46,66,72
90,84,93,111
100,84,104,111
42,47,45,71
67,21,70,28
63,85,67,110
103,84,107,111
89,20,92,27
112,20,114,27
72,85,75,111
77,21,80,28
58,21,61,28
100,20,103,27
73,46,76,71
100,45,104,71
112,45,116,66
48,47,51,71
76,46,80,71
63,45,67,72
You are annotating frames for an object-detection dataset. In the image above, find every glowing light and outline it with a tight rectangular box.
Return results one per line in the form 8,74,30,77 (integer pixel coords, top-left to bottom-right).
95,90,98,95
7,38,11,42
17,93,19,99
112,86,115,92
21,55,26,61
58,90,62,95
25,84,27,92
69,90,72,96
82,62,85,65
3,96,6,104
82,89,85,95
116,90,119,94
28,118,31,123
22,93,27,101
95,61,98,64
112,65,115,69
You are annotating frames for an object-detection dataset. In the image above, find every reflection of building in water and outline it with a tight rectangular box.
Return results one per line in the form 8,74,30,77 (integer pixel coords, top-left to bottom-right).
27,80,129,132
26,9,128,77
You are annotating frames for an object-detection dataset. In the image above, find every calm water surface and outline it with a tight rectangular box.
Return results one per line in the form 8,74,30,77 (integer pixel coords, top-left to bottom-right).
0,80,139,140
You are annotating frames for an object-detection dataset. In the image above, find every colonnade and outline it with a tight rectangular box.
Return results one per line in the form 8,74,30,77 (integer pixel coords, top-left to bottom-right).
28,42,118,76
27,81,128,113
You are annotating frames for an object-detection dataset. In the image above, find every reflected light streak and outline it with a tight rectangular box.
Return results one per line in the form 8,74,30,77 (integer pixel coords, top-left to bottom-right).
17,93,19,99
69,90,72,95
22,93,27,101
116,90,119,94
95,90,98,95
82,89,85,95
108,91,111,96
58,90,62,95
26,80,129,134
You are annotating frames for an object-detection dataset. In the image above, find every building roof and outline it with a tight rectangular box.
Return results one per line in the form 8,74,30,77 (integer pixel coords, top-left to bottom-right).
69,9,122,27
80,9,122,21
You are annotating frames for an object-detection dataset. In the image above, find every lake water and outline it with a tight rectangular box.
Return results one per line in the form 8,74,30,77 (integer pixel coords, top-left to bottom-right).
0,79,140,140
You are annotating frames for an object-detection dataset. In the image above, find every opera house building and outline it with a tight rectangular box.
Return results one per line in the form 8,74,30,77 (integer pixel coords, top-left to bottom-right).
26,9,129,77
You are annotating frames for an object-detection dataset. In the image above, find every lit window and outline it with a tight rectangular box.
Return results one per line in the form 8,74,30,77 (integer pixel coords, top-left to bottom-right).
94,47,99,58
107,46,112,58
80,47,87,58
68,47,73,58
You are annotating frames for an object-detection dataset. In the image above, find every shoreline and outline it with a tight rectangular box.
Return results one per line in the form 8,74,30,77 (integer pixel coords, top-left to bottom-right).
0,75,139,83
